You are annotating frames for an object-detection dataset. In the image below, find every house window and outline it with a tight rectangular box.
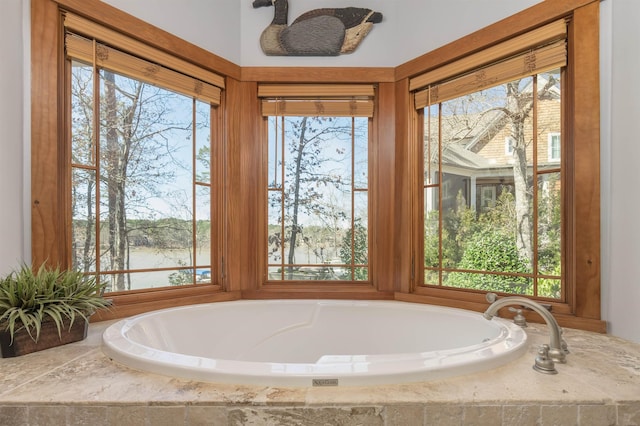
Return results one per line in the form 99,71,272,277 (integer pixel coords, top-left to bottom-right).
548,132,561,162
413,19,566,299
259,85,373,282
480,186,497,212
64,15,223,293
505,136,515,156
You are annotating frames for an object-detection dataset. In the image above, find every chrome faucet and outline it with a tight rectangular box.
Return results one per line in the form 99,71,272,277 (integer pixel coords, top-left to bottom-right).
483,294,568,365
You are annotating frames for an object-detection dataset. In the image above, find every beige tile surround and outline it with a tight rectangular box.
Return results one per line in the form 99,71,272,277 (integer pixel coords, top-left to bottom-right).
1,318,639,425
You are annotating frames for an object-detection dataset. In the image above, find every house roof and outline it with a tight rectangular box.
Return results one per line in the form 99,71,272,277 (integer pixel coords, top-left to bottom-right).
427,73,562,173
441,143,492,170
464,74,560,151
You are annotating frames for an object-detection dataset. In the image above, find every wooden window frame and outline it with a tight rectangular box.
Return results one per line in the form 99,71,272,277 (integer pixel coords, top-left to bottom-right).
32,0,602,330
415,72,564,296
244,84,386,297
260,114,372,285
31,0,241,320
395,0,604,332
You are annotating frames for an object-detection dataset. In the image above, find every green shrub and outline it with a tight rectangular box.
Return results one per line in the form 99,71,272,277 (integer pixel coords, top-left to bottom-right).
339,219,368,281
538,263,562,299
446,230,531,294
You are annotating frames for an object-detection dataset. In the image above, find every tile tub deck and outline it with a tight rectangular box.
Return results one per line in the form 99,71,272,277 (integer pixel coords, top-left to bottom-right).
0,319,639,425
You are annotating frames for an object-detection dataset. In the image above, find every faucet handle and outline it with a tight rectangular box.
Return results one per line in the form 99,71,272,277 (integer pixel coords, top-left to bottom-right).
560,328,570,354
485,292,498,303
533,344,558,374
508,307,528,327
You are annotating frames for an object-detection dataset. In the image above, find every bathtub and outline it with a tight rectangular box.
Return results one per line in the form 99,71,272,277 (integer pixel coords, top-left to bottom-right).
102,299,528,386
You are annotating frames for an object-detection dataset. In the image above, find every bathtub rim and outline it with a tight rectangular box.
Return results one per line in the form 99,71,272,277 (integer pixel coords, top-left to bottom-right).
101,299,529,387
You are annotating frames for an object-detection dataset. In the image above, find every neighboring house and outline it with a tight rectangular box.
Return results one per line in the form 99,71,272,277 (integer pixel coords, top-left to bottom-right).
426,76,561,213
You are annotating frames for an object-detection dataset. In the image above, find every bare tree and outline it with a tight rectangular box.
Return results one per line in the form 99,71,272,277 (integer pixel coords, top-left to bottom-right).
70,65,97,273
502,76,558,266
71,67,200,291
269,116,359,278
284,117,350,268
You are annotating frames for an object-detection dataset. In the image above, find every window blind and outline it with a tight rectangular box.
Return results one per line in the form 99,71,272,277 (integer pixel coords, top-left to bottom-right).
411,19,567,109
414,40,566,108
258,84,375,117
63,12,223,105
66,34,221,105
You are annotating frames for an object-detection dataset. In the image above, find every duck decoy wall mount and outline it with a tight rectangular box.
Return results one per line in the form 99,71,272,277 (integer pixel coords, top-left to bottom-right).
252,0,383,56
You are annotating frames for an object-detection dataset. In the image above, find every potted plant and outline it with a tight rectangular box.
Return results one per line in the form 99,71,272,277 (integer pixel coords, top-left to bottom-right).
0,264,111,358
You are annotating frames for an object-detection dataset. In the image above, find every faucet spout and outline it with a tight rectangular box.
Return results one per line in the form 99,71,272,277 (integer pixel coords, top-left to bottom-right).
483,296,566,364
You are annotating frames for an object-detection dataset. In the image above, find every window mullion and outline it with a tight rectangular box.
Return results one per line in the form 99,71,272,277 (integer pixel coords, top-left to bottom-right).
532,76,540,297
92,41,102,279
279,116,285,280
191,98,197,283
437,103,443,287
351,117,356,279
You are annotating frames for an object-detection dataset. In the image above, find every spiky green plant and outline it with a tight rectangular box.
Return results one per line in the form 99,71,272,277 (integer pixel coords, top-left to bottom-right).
0,265,111,343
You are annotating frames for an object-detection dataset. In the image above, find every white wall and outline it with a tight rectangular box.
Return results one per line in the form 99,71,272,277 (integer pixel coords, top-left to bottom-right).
2,0,638,343
102,0,241,64
97,0,540,67
241,0,540,67
603,0,640,343
0,0,29,274
393,0,541,65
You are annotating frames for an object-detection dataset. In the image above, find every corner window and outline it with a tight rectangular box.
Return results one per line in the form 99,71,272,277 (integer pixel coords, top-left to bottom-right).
421,72,562,297
64,15,223,293
412,20,566,299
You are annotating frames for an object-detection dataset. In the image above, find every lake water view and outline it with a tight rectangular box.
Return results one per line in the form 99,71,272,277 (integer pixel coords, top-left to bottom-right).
106,245,345,291
105,247,212,291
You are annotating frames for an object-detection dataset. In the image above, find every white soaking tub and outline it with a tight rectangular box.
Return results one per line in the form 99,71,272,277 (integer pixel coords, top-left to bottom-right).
102,299,528,387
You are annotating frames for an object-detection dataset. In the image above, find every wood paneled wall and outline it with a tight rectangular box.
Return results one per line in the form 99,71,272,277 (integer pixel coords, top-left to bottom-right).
31,0,65,269
570,2,601,321
224,78,262,292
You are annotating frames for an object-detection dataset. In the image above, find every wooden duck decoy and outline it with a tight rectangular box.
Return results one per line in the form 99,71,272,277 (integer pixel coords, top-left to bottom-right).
252,0,383,56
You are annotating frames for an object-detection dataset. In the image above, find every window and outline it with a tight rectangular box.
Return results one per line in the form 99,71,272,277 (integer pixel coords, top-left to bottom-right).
480,186,497,212
413,20,566,299
64,14,223,293
32,0,602,328
259,85,373,282
505,136,515,156
548,133,561,162
421,71,562,298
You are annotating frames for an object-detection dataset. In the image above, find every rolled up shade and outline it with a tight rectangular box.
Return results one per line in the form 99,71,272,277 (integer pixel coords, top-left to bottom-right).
410,19,566,92
412,19,567,109
258,84,374,98
259,84,375,117
66,34,221,105
63,12,223,105
414,40,566,109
